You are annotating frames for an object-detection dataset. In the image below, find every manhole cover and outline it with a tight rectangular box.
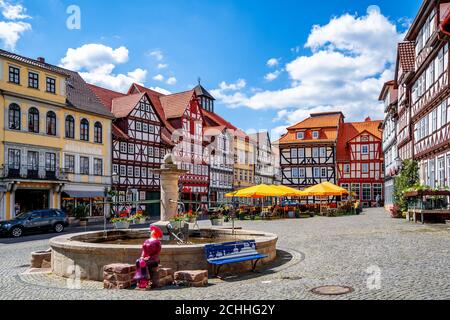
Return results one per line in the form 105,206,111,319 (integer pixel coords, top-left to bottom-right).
311,285,354,296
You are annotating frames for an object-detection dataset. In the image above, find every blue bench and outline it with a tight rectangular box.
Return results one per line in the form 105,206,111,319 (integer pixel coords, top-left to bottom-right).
204,240,268,277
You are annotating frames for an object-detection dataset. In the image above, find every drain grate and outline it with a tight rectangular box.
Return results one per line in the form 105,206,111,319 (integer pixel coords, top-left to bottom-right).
282,276,303,281
311,285,354,296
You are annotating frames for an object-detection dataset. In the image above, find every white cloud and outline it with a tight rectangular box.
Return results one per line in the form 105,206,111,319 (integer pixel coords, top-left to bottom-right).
0,20,30,50
0,0,30,20
264,70,281,82
153,74,164,82
166,77,177,85
149,86,171,95
218,79,246,91
214,6,403,127
149,49,164,61
0,0,31,50
157,63,168,69
266,58,279,67
60,44,147,92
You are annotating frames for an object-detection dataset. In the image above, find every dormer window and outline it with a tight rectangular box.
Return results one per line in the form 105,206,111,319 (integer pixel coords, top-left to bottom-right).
296,132,304,140
312,131,319,139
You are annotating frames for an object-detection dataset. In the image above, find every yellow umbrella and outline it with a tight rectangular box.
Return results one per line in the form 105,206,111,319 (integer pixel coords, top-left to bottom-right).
303,182,349,197
271,185,308,197
232,184,286,198
225,191,238,198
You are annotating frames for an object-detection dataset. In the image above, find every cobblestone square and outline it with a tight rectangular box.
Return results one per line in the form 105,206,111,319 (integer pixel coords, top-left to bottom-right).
0,208,449,300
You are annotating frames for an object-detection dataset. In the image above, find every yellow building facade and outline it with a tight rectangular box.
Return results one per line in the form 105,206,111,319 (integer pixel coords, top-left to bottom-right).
233,131,256,194
0,50,113,220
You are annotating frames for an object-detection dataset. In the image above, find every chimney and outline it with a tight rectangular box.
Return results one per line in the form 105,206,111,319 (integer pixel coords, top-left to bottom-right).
365,117,372,122
37,57,45,63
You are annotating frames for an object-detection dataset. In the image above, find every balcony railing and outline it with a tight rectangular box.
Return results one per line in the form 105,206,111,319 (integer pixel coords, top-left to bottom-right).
0,165,68,181
412,72,449,120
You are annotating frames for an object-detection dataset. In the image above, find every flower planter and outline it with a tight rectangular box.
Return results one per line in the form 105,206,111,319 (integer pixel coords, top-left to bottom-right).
211,219,223,226
134,218,146,224
114,221,130,229
170,221,183,230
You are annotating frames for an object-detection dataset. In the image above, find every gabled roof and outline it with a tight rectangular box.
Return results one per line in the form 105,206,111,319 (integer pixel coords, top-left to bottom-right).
397,42,416,73
194,84,215,100
378,80,396,101
159,90,196,119
0,49,113,119
336,120,383,161
112,124,130,140
88,84,125,110
111,93,146,118
202,109,237,130
287,113,343,130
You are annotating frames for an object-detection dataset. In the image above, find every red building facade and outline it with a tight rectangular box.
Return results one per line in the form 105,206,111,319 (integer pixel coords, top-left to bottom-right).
336,118,384,207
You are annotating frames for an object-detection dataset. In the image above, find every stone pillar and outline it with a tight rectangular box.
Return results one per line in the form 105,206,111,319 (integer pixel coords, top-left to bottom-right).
152,154,187,233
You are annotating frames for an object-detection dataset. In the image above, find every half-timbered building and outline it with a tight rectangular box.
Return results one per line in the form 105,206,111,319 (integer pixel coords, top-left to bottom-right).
278,112,343,189
402,0,450,188
89,84,172,218
337,118,384,208
249,132,277,185
380,81,399,210
129,84,210,210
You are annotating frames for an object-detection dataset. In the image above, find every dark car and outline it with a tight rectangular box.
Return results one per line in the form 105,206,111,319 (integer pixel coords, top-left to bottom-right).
0,209,69,238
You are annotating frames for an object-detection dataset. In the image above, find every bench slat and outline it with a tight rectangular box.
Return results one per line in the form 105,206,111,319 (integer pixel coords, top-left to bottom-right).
208,254,268,265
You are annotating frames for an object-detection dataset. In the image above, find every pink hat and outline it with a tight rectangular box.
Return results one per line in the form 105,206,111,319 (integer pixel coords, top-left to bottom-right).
150,226,163,239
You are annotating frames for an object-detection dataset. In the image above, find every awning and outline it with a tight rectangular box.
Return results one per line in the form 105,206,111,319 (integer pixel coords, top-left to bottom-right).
62,191,106,199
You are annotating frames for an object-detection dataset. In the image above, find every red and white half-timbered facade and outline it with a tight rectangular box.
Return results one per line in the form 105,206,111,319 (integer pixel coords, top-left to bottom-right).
89,85,170,217
337,119,384,207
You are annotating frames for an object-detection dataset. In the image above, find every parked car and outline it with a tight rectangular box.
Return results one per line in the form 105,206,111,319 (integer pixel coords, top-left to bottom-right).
0,209,69,238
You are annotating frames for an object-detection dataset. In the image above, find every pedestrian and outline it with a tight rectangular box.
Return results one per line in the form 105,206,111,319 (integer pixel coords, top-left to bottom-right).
375,194,381,208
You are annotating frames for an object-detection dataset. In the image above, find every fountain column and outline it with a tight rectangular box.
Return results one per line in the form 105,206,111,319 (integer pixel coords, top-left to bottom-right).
152,154,187,237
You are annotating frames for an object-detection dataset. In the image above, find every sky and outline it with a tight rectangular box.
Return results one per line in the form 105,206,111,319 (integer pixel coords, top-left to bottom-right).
0,0,422,140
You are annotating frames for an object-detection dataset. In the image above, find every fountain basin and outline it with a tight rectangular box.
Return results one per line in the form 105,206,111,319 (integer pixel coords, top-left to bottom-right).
49,228,278,281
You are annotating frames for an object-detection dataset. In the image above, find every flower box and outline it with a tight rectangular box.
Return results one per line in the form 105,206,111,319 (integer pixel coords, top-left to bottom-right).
114,221,130,229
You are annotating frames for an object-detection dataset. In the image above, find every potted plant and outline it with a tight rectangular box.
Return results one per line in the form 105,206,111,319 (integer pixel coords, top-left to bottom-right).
186,210,197,223
170,214,186,230
210,212,224,226
111,217,132,229
74,204,89,226
134,211,147,224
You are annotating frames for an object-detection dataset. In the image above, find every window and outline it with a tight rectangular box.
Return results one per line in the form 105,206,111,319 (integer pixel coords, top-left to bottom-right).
27,151,39,171
65,155,75,173
362,163,369,174
120,165,126,176
438,158,445,187
94,158,103,176
28,72,39,89
321,167,327,178
344,164,351,174
341,184,350,192
143,123,148,133
127,166,134,177
298,148,305,158
361,145,369,155
313,148,319,158
135,167,141,178
432,108,438,132
312,131,319,139
8,149,20,169
314,167,320,178
373,184,383,201
80,119,89,141
80,157,90,175
296,132,304,140
8,104,21,130
28,107,39,133
362,184,371,201
428,159,436,188
148,146,154,157
136,122,142,132
351,184,360,200
65,116,75,139
128,143,134,154
120,142,127,153
320,147,326,158
46,77,56,93
291,148,298,159
142,167,147,178
292,168,299,178
46,111,56,136
45,153,56,172
112,164,119,175
94,122,103,143
441,101,447,127
149,125,155,133
9,66,20,84
299,168,305,178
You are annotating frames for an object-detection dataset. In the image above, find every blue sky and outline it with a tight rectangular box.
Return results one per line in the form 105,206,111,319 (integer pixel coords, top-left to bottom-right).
0,0,422,139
